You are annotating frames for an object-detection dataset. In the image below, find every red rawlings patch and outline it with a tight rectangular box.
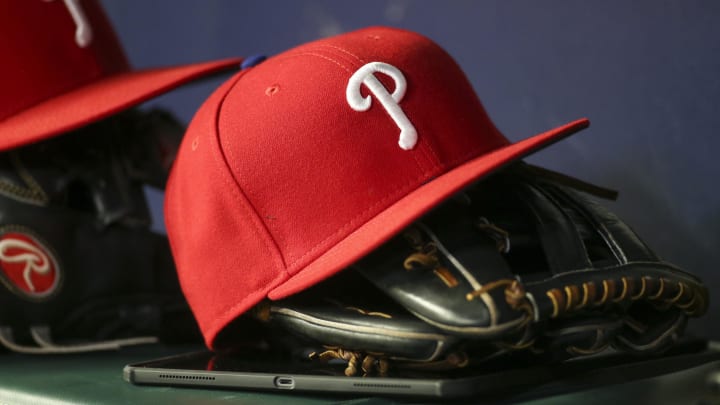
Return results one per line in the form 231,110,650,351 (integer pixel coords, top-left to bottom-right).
0,231,60,299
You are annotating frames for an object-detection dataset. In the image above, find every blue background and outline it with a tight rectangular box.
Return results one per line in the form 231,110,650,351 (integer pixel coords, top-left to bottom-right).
100,0,719,338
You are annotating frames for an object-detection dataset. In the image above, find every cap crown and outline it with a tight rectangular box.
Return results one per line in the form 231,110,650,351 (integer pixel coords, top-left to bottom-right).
219,27,507,270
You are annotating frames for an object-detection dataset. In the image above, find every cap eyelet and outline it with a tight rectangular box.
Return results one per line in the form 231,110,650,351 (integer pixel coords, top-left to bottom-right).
265,85,280,96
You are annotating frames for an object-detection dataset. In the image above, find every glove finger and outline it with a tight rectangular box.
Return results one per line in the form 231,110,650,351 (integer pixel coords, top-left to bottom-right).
353,195,529,338
254,271,461,363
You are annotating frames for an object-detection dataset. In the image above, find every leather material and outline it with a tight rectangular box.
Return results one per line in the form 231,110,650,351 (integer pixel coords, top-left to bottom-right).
354,202,526,336
0,109,200,353
543,183,659,263
511,181,592,274
261,272,458,362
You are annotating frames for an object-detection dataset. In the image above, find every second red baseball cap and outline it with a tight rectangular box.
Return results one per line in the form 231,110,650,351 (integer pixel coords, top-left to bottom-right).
0,0,241,151
165,26,590,348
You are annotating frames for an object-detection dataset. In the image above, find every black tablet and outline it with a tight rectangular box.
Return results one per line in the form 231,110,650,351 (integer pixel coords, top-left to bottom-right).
123,339,719,400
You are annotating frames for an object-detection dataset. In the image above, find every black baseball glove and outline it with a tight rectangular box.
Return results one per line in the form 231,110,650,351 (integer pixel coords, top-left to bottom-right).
253,163,708,376
0,109,200,353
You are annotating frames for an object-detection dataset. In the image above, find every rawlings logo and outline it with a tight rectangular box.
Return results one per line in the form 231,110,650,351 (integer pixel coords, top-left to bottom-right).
45,0,93,47
0,231,60,299
346,62,418,150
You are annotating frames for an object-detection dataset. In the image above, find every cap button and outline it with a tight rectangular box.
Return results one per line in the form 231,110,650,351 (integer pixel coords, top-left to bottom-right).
241,55,267,70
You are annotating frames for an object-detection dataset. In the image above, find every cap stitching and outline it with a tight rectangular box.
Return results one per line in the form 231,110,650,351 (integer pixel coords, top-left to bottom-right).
314,44,365,63
272,51,353,74
212,71,288,271
419,126,442,168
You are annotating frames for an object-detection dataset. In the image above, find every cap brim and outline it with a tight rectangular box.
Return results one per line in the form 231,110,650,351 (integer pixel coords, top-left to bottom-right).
0,57,241,151
268,118,590,300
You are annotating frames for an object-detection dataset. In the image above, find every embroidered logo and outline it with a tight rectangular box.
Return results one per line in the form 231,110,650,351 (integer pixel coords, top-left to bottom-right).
46,0,93,47
0,230,60,300
346,62,418,150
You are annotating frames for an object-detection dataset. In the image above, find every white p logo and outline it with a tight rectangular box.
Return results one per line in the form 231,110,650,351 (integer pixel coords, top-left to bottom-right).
346,62,418,150
46,0,93,48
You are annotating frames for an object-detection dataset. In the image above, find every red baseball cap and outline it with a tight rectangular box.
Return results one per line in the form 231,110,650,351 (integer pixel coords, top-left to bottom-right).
165,26,590,348
0,0,241,151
